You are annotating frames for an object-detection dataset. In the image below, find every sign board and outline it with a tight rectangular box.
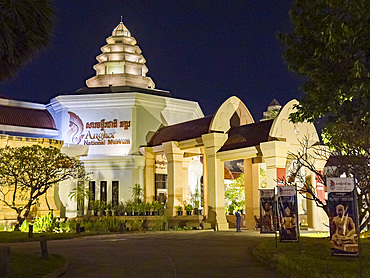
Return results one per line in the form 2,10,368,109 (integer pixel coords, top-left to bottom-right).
259,189,276,233
66,110,132,156
277,186,299,242
327,177,359,256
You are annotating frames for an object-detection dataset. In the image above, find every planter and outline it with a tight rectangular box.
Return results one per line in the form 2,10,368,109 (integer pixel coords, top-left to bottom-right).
145,211,151,216
177,211,183,216
194,208,202,215
186,211,192,216
152,211,158,216
134,212,139,216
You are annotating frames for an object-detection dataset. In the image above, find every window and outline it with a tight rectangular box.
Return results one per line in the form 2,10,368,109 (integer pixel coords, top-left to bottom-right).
155,174,167,189
89,181,96,201
112,181,119,206
100,181,107,202
155,174,167,203
88,181,96,209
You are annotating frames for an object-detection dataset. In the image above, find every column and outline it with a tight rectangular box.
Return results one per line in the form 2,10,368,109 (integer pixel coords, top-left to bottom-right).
260,141,290,188
244,159,260,229
143,147,156,202
202,133,228,231
182,158,191,205
202,153,208,216
163,141,184,216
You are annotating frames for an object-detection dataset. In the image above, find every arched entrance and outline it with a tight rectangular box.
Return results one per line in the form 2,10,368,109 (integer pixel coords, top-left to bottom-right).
143,97,327,231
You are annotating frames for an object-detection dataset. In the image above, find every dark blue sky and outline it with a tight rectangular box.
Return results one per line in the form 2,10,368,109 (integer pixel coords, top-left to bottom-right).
0,0,305,120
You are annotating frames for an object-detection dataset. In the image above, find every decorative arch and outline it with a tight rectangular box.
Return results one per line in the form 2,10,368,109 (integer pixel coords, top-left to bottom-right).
209,96,254,133
269,99,320,145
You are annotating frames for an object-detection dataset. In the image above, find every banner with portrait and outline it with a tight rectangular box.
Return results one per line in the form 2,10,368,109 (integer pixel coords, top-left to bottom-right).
259,189,276,233
327,177,359,256
277,186,299,242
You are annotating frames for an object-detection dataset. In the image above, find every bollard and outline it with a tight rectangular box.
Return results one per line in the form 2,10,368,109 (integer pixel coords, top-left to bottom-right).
119,222,126,233
0,246,10,277
28,224,33,238
40,236,48,259
76,223,81,234
200,220,205,230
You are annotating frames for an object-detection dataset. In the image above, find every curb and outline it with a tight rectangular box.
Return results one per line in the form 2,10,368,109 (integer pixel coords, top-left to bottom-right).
43,258,70,278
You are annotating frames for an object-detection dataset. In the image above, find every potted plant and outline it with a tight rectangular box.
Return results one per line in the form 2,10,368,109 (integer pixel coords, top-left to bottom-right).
125,201,133,216
90,200,99,216
100,201,107,216
152,201,161,215
133,202,140,216
185,204,193,216
138,202,145,216
176,206,183,216
106,203,112,216
113,203,120,216
144,202,152,216
117,202,126,216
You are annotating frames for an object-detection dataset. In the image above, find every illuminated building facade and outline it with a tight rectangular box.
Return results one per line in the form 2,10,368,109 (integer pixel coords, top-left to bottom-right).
0,20,328,231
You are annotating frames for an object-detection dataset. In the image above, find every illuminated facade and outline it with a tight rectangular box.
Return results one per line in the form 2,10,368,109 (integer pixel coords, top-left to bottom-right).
47,21,203,218
0,20,329,232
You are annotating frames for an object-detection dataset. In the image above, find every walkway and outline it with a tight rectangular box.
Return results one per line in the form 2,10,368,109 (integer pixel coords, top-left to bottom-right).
5,230,285,277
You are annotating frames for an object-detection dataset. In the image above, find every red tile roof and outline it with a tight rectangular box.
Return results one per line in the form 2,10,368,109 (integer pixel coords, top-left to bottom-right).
147,116,213,147
0,105,56,130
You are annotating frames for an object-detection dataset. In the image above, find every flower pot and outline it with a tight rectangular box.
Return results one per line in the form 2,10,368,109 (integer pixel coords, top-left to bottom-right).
186,211,192,216
145,211,151,216
177,211,183,216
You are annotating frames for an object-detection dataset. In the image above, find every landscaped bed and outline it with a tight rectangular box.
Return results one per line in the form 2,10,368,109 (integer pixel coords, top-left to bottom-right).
254,236,370,278
9,251,66,278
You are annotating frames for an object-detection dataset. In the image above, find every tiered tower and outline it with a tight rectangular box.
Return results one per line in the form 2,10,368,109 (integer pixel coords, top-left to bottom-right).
86,20,155,88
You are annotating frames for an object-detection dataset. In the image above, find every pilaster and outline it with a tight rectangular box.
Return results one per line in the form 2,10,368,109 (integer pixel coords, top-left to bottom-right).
143,147,156,202
244,159,260,229
163,141,184,216
202,133,229,231
260,141,290,188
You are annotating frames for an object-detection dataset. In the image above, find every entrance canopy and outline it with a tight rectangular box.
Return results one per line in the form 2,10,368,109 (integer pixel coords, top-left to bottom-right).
143,97,323,231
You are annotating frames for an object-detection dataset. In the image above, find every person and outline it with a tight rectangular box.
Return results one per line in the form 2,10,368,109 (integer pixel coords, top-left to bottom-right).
331,204,357,248
235,210,241,232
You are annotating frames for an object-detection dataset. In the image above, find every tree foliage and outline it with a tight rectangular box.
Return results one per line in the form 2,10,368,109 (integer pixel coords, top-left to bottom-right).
225,173,245,214
278,0,370,230
69,181,92,217
0,145,87,229
0,0,54,80
278,0,369,127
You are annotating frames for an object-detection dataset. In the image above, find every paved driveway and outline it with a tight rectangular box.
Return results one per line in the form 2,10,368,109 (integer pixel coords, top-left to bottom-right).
4,230,284,278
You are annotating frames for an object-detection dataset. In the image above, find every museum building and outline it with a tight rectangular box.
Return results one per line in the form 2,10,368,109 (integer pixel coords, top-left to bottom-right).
0,21,328,231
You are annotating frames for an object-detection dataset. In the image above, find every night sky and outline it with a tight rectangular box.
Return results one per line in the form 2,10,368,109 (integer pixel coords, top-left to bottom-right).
0,0,306,120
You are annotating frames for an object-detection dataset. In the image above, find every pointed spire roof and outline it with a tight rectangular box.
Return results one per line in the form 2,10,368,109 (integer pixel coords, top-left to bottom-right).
112,20,131,37
86,19,155,89
268,98,281,107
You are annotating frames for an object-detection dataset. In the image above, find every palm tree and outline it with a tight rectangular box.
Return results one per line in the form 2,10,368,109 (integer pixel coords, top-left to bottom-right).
69,182,92,217
0,0,54,80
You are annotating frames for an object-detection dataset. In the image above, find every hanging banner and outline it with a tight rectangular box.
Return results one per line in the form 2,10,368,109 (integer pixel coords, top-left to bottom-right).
259,189,276,233
277,186,299,242
327,177,359,256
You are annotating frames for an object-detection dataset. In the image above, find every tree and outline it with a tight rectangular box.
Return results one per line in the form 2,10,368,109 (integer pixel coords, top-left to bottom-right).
0,0,54,80
225,173,245,214
69,181,92,217
278,0,370,230
0,145,87,230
